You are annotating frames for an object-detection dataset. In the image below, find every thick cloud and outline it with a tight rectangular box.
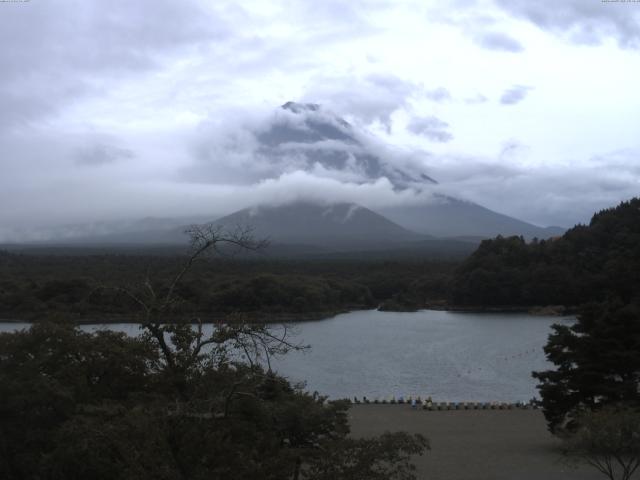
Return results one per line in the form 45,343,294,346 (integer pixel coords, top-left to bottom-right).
500,85,533,105
0,0,222,130
495,0,640,48
184,104,437,190
0,0,638,240
407,116,453,143
75,143,135,167
303,74,420,127
426,148,640,227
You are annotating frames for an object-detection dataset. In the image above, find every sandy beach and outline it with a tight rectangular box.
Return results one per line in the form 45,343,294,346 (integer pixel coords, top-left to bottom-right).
349,405,602,480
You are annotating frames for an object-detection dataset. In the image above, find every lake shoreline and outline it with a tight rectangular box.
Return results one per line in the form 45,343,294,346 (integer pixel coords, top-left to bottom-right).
424,303,577,316
0,303,576,325
0,309,352,325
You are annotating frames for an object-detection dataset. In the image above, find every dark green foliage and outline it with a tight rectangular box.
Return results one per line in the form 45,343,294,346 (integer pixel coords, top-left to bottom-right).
0,322,159,479
451,198,640,307
533,301,640,433
304,432,429,480
207,274,373,313
0,255,455,319
0,322,427,479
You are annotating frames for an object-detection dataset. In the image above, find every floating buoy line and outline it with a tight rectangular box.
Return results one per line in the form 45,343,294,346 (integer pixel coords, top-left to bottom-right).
349,396,539,410
452,346,543,377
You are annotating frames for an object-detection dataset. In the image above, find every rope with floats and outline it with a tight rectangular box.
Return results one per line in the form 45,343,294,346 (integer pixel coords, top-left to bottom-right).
349,395,539,410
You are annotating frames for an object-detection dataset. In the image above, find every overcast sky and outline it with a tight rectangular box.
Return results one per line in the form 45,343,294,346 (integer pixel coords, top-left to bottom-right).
1,0,639,239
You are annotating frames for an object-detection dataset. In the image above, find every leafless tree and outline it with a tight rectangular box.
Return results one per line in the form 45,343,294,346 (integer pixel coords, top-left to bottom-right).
109,224,304,385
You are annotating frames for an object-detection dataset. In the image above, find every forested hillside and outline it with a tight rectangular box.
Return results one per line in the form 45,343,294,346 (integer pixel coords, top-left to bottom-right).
451,198,640,307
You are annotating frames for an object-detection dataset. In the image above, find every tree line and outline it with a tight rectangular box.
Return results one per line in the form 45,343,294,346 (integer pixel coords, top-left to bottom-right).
0,253,454,320
451,198,640,307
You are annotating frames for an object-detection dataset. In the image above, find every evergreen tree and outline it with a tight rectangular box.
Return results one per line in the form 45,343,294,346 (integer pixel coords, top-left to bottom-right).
533,301,640,433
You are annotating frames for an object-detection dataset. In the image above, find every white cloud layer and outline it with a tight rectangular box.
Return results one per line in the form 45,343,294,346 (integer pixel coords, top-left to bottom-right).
1,0,639,240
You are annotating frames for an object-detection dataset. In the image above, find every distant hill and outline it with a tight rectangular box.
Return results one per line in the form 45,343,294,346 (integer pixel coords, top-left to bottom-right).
12,200,479,259
381,196,565,240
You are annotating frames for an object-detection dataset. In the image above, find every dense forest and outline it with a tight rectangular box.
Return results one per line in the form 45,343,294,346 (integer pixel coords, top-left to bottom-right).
524,199,640,436
0,253,454,321
451,198,640,308
2,198,638,322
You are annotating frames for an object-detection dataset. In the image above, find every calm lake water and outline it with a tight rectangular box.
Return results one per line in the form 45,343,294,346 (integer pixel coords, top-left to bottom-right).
0,310,573,402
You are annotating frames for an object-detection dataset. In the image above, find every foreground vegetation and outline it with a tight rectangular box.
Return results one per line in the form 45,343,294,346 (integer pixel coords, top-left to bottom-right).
0,321,428,479
1,198,639,479
0,227,428,479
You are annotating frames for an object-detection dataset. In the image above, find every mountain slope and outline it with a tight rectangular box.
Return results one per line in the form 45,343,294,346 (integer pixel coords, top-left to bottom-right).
381,196,565,239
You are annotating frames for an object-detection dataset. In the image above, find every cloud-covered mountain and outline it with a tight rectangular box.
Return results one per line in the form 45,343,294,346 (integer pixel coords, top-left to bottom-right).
257,101,438,189
6,102,566,246
212,201,421,250
198,102,563,240
187,101,438,190
2,1,638,238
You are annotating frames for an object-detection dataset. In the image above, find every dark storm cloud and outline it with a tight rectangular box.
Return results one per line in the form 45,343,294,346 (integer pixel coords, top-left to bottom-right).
407,116,453,143
0,0,225,130
495,0,640,48
500,85,533,105
474,31,524,52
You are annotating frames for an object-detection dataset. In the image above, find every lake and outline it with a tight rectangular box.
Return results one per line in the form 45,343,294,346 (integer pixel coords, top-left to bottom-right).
0,309,572,402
